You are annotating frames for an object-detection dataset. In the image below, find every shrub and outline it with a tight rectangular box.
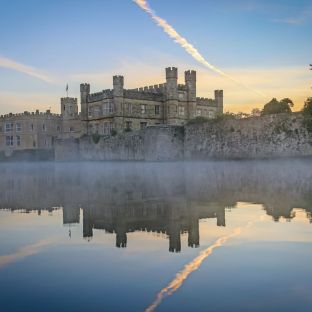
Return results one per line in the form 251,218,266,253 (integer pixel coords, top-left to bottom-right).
187,116,209,125
92,133,101,144
213,112,236,121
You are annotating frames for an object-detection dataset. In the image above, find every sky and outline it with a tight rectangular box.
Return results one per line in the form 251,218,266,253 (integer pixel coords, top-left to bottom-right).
0,0,311,114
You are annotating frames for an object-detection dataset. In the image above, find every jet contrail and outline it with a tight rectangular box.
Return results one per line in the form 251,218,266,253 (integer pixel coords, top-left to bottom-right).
0,238,55,269
144,227,242,312
0,55,55,84
133,0,266,98
144,218,259,312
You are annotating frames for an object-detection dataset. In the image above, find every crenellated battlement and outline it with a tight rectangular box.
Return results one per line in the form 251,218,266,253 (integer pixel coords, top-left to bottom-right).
185,70,196,81
80,83,90,93
61,97,77,104
124,89,164,101
113,75,124,85
166,67,178,79
0,110,61,120
178,84,187,91
196,97,217,106
88,90,114,102
128,83,166,94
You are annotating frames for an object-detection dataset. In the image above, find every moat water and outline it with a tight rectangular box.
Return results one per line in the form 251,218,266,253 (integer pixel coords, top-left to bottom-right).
0,161,311,312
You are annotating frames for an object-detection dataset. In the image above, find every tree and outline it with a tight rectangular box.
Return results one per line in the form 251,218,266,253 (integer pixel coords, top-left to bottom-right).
302,97,312,132
302,97,312,116
280,98,294,108
251,108,261,117
261,98,293,115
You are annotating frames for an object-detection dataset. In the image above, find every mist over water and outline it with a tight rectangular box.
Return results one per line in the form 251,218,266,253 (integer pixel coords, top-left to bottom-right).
0,160,311,312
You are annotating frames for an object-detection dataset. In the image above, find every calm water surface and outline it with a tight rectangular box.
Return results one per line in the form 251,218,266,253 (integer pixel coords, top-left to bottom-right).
0,161,311,312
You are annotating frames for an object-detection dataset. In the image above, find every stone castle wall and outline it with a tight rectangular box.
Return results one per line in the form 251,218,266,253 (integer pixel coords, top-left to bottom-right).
184,113,312,159
54,113,312,161
55,126,184,161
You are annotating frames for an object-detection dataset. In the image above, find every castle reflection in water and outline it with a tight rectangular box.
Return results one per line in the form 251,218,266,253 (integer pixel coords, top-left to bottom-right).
0,161,311,252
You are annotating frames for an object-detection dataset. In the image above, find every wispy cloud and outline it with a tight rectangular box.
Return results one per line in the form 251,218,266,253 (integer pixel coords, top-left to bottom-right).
1,60,308,116
133,0,266,98
273,9,312,25
0,55,56,83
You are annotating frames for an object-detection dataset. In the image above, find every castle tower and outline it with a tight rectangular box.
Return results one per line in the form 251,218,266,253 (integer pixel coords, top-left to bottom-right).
216,206,226,226
83,208,93,239
168,220,181,253
165,67,178,124
215,90,223,114
115,221,127,248
80,83,90,134
185,70,196,120
188,217,199,248
80,83,90,120
61,97,78,120
113,75,124,133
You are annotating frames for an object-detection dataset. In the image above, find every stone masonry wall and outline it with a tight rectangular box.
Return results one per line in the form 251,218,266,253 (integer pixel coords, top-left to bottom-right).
55,113,312,161
55,126,184,161
184,113,312,159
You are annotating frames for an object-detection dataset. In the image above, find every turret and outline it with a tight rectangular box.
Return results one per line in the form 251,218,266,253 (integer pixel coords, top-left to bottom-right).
60,97,78,120
216,206,226,226
113,75,124,97
165,67,178,124
165,67,178,100
185,70,196,119
188,217,199,248
80,83,90,120
168,220,181,253
215,90,223,114
113,75,124,133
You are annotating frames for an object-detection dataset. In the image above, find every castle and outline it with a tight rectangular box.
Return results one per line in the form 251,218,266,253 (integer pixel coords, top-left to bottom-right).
0,67,223,156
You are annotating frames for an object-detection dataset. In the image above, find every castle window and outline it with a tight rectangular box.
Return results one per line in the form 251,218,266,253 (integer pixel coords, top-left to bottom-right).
33,141,36,147
88,108,92,117
178,106,185,116
103,102,114,114
57,126,60,131
127,103,132,114
141,104,147,114
93,106,101,117
208,111,214,119
31,124,34,131
6,136,13,146
125,121,132,130
42,124,46,131
103,122,113,135
69,127,74,132
196,109,202,116
155,105,160,115
5,123,13,132
16,135,21,146
16,123,22,132
0,126,3,132
140,122,147,130
109,102,114,113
